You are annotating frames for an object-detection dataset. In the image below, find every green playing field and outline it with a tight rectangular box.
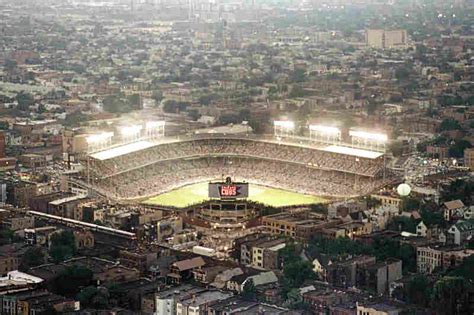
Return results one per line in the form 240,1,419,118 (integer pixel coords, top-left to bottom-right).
143,182,327,208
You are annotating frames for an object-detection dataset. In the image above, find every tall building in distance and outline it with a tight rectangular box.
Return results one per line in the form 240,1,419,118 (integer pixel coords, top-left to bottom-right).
366,29,408,49
0,132,16,171
0,132,5,159
464,148,474,170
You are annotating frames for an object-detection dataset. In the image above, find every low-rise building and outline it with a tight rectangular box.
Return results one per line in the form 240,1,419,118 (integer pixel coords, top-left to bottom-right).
251,239,285,270
176,290,232,315
155,284,206,315
442,200,466,222
447,220,474,245
24,226,59,246
417,246,443,273
262,212,339,240
168,257,206,285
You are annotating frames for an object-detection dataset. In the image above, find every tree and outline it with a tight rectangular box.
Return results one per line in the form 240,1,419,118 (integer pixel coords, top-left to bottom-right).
366,99,378,116
310,203,328,215
309,236,372,260
219,113,241,125
389,141,405,157
187,109,201,121
248,118,267,134
402,197,421,211
448,255,474,281
198,94,213,106
4,59,17,71
290,69,306,83
449,139,472,158
151,90,163,104
37,103,47,114
283,260,316,289
16,91,35,111
0,121,8,130
103,94,133,113
442,179,474,206
77,286,110,309
49,230,76,263
162,100,189,113
19,247,46,271
289,85,307,98
238,109,251,121
386,216,417,233
64,111,88,127
0,229,19,245
395,66,412,81
431,276,473,315
127,94,141,108
405,275,432,306
241,279,257,301
420,205,445,228
439,118,462,132
52,265,93,297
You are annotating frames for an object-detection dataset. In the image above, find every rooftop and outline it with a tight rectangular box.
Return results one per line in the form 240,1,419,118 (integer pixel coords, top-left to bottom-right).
90,141,155,161
321,145,384,160
173,256,206,271
180,290,232,307
49,194,87,206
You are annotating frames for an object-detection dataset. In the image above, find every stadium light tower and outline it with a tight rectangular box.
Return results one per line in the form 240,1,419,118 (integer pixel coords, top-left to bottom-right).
86,132,114,153
274,121,295,138
145,121,165,140
120,125,143,143
349,130,388,152
309,125,341,145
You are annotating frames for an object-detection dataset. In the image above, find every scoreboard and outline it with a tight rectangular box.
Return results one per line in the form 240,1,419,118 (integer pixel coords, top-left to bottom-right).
209,177,249,199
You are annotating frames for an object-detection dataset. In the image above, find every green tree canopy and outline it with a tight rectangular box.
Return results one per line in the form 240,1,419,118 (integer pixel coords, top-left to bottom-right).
405,275,432,307
439,118,462,132
19,247,46,271
241,279,257,301
52,265,93,297
431,276,473,315
49,230,77,263
16,91,35,111
449,139,472,158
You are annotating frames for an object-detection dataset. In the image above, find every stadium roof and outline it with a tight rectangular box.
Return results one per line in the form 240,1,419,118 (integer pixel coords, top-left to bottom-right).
90,141,155,160
322,145,384,159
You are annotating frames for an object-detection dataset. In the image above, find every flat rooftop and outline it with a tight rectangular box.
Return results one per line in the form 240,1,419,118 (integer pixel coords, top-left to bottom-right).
90,141,155,161
321,145,384,159
49,194,87,206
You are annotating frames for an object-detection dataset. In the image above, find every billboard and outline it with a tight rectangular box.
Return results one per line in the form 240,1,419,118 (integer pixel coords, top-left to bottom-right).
209,177,249,199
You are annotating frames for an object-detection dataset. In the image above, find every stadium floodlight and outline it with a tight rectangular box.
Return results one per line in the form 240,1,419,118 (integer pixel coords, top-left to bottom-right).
86,132,112,144
349,130,388,142
86,132,114,153
120,125,143,137
145,121,165,129
309,125,341,135
274,120,295,129
274,120,295,138
309,125,341,144
120,125,143,144
145,121,165,139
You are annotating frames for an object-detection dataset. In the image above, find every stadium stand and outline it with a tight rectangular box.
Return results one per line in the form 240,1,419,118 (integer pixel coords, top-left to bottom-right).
87,138,384,178
81,137,387,200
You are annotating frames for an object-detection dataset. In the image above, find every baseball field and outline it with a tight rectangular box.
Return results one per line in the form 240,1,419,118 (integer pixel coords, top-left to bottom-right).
143,182,327,208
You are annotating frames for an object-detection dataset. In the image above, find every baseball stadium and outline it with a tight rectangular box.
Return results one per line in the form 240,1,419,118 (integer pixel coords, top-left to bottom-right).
73,121,388,210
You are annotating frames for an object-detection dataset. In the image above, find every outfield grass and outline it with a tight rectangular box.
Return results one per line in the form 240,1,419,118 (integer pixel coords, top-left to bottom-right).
143,182,327,208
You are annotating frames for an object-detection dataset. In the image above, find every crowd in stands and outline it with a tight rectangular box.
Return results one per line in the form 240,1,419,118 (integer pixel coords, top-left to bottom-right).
94,156,385,200
89,139,383,179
